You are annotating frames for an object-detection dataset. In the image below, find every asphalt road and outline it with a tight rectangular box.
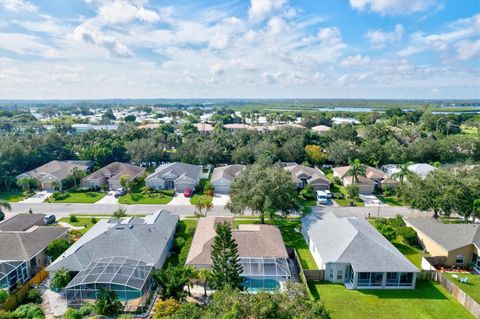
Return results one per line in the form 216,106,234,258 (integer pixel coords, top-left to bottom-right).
5,202,430,220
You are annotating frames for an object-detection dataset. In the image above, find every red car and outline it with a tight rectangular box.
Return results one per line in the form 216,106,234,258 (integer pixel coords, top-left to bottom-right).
183,188,193,197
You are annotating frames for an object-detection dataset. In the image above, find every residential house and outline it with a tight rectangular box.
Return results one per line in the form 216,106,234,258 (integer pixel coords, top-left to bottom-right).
382,163,437,180
186,217,291,291
16,160,93,191
145,162,202,192
283,164,331,191
210,165,245,194
405,217,479,272
194,123,214,135
311,125,331,133
48,210,178,308
333,165,397,194
81,162,145,190
223,123,251,132
302,212,418,289
0,214,68,291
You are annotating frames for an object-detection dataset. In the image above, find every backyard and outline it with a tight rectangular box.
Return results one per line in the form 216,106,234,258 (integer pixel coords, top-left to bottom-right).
392,240,423,269
0,191,27,202
309,281,474,319
443,272,480,304
50,190,105,203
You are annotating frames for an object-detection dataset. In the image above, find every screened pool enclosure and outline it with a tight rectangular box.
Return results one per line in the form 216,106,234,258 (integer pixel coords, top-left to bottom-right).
65,257,154,306
0,261,29,291
239,257,291,291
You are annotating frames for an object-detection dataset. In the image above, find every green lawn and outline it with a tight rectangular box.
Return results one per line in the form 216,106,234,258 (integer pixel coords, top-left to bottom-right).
331,183,364,207
190,194,213,205
58,216,104,234
310,281,474,319
118,189,174,204
377,195,405,206
51,190,105,203
443,272,480,304
0,191,28,202
393,241,423,269
298,197,317,207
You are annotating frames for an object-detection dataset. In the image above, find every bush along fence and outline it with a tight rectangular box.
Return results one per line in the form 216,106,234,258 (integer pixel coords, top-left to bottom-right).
420,257,480,319
288,248,324,297
0,268,48,311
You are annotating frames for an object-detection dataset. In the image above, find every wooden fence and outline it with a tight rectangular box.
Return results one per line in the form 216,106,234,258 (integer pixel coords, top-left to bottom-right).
420,258,480,319
0,268,48,311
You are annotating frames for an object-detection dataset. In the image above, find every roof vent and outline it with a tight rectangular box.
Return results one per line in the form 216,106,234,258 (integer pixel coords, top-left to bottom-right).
115,226,124,230
128,225,133,229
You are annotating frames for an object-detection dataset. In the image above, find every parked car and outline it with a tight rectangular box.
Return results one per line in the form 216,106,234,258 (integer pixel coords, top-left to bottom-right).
324,190,332,198
114,188,127,198
44,214,56,225
183,188,193,197
317,191,328,205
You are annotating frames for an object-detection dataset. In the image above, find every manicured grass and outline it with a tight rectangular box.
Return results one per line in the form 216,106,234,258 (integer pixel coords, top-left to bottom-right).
119,189,174,204
298,198,317,207
309,281,474,319
51,190,105,203
330,183,364,207
443,272,480,304
0,191,28,202
377,195,405,206
58,217,103,234
190,194,213,205
393,241,423,269
164,219,198,267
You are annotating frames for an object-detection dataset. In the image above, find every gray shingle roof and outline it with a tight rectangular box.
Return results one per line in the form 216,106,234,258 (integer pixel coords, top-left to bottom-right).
302,212,418,273
83,162,145,182
17,160,92,181
146,162,202,182
211,165,246,183
0,214,46,231
284,165,330,187
406,217,480,251
48,210,178,272
0,226,68,261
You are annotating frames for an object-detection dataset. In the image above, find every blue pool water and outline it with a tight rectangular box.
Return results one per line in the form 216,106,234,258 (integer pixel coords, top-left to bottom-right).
243,278,281,292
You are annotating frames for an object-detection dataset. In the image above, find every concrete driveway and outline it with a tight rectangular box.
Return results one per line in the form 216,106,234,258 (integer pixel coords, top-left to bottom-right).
359,194,387,207
212,194,230,207
95,191,118,204
169,193,192,206
20,191,51,203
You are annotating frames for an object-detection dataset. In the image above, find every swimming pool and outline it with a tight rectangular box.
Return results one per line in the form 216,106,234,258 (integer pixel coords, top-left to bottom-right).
242,277,282,292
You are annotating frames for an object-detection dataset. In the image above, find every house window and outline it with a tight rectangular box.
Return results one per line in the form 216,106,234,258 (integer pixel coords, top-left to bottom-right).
455,255,464,264
336,269,344,280
399,273,414,286
329,268,334,279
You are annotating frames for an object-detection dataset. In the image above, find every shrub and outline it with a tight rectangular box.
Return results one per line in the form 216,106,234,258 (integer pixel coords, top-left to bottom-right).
376,224,397,242
333,176,342,185
382,184,396,196
46,238,71,261
91,217,97,224
52,192,69,201
333,192,343,199
0,289,8,303
174,237,186,253
64,303,94,319
299,184,316,200
203,182,215,196
398,226,418,246
26,288,42,304
7,304,44,319
153,298,181,319
69,215,78,223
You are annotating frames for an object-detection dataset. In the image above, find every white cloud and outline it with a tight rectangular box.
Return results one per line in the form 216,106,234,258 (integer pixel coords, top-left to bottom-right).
399,14,480,59
1,0,36,12
317,27,343,45
0,32,59,57
341,54,371,67
73,25,132,57
96,0,159,25
455,39,480,61
267,16,287,35
366,24,404,49
248,0,287,21
350,0,439,15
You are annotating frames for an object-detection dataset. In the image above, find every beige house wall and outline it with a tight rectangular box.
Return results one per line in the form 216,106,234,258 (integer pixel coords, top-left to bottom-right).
446,245,475,266
407,223,448,257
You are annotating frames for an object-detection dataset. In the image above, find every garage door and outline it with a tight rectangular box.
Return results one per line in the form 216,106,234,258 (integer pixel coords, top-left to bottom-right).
214,184,230,194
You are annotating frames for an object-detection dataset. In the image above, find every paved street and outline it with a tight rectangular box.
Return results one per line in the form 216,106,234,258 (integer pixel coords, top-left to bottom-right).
6,201,431,220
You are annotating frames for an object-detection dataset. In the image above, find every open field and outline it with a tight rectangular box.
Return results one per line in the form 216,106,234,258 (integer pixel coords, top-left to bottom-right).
310,281,474,319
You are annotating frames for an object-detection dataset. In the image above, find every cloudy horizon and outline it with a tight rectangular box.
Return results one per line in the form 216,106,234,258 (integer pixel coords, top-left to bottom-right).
0,0,479,100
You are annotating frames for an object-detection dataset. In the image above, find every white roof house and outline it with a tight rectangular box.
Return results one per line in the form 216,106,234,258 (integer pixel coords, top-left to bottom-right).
302,212,418,289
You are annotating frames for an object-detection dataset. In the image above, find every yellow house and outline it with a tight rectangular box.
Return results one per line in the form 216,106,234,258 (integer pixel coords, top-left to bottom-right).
405,217,480,273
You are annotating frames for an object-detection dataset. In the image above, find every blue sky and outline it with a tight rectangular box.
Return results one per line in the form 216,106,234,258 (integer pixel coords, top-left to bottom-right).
0,0,479,99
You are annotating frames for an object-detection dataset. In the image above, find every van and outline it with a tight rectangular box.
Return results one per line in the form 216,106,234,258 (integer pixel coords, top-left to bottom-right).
43,214,56,225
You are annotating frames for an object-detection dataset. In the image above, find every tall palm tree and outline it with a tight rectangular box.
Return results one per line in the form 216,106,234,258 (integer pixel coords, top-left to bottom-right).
392,162,413,183
0,200,11,221
344,159,366,184
197,268,211,297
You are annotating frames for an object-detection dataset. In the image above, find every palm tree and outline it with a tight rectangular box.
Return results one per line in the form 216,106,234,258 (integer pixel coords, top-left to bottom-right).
95,288,123,316
344,159,366,184
0,200,11,221
113,207,127,219
473,199,480,223
392,162,413,183
197,268,211,297
70,167,86,190
51,267,71,289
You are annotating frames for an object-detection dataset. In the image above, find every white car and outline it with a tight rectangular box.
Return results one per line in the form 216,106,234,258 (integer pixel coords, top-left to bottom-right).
324,190,332,198
317,191,328,204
